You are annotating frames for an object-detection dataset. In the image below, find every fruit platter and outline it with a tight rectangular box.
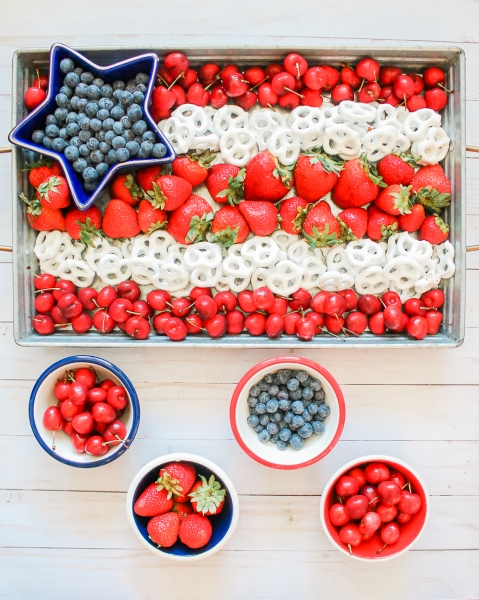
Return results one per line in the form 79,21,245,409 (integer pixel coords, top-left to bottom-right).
10,45,465,347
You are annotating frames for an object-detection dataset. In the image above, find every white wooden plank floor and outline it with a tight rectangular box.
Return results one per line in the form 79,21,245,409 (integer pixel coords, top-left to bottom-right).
1,2,479,598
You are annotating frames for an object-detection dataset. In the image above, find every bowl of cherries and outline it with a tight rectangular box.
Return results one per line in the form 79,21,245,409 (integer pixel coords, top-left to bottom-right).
29,355,140,467
320,455,429,561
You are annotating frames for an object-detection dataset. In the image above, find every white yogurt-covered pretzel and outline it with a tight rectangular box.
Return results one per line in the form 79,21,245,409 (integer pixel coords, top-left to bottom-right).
223,274,251,293
148,230,175,263
411,126,450,165
220,127,256,167
184,242,222,270
266,260,303,295
250,109,287,151
223,252,255,278
97,254,131,285
251,267,272,290
317,270,355,292
287,106,325,150
213,105,250,137
160,117,195,154
190,133,220,152
57,258,95,288
151,262,190,292
383,256,422,290
121,239,133,259
415,271,441,295
287,239,311,265
271,230,298,251
267,127,301,166
171,104,209,135
167,243,188,268
323,124,361,160
172,281,196,298
326,245,361,277
190,265,223,288
354,266,390,295
403,108,441,141
34,230,63,261
434,240,455,279
345,239,385,269
395,232,433,266
242,237,280,268
301,255,327,290
396,287,420,302
362,125,402,162
338,101,377,123
131,234,151,259
128,256,160,286
375,104,406,132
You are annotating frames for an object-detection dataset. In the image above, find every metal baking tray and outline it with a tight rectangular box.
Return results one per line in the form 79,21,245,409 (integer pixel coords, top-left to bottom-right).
11,44,466,348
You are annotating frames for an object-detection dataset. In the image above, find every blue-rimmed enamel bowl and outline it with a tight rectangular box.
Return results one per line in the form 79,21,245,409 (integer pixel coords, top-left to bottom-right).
29,355,140,468
126,453,240,561
9,43,175,210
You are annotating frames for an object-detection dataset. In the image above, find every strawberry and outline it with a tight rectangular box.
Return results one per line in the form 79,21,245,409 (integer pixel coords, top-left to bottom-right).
302,201,341,247
244,150,293,201
377,153,417,186
138,199,167,234
167,194,213,244
294,151,344,202
65,206,102,246
398,203,426,233
338,207,368,240
36,176,71,209
205,164,244,205
279,196,310,234
172,151,215,187
133,483,174,517
136,165,162,193
374,184,412,216
26,158,63,188
172,502,194,523
189,474,226,516
178,513,213,549
238,200,278,236
367,204,399,241
110,173,143,206
157,462,197,502
210,205,250,247
102,199,140,239
410,165,451,213
147,512,180,547
332,155,386,209
146,175,192,211
419,215,449,244
20,193,66,232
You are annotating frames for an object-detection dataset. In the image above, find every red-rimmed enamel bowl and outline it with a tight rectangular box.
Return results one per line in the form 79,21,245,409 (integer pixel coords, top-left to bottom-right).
229,357,345,470
319,455,430,561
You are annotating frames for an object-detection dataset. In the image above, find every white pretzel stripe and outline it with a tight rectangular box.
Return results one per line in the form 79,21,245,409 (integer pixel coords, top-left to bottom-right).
160,117,195,154
184,242,222,270
326,245,361,277
411,127,450,165
148,230,175,263
317,270,355,292
434,241,456,279
250,110,287,151
34,230,63,261
213,105,250,137
42,233,86,275
128,256,160,285
171,104,209,135
96,254,131,285
383,256,422,290
85,238,121,272
403,108,441,141
345,239,385,269
323,124,361,160
287,240,311,265
266,127,300,166
151,262,190,292
271,230,299,251
287,106,325,150
375,105,405,132
395,232,433,265
362,126,401,162
338,101,377,123
301,256,327,290
266,260,303,295
354,266,390,295
190,265,223,288
57,258,95,288
220,128,256,167
242,237,280,268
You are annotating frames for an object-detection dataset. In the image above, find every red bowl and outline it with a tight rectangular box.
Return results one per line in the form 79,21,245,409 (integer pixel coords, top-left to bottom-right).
320,455,429,561
230,357,345,470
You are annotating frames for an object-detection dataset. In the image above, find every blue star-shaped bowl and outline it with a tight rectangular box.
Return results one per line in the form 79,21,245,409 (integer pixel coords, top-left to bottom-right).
9,43,176,210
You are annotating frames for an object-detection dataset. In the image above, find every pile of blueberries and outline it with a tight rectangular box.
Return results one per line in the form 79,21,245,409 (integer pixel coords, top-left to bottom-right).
246,369,330,451
31,58,167,192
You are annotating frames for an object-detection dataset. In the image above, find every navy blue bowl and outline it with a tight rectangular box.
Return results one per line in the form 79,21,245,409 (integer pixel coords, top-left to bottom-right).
9,43,175,210
126,454,239,560
29,355,140,468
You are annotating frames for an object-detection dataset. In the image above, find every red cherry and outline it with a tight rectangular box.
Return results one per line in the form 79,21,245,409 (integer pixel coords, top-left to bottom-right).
93,310,115,334
88,387,107,404
357,82,381,103
170,297,193,318
283,312,302,335
397,511,412,524
74,368,96,390
33,73,49,90
345,495,369,520
210,85,228,108
304,311,324,335
57,293,82,319
258,82,278,107
125,316,151,339
300,88,323,107
311,291,329,313
386,94,401,107
325,314,344,334
271,71,296,96
303,66,327,90
109,298,133,323
189,287,212,301
187,82,210,106
100,379,115,391
423,66,445,88
35,292,55,314
69,382,88,407
146,290,171,311
103,420,127,446
345,311,367,335
404,298,423,316
164,52,189,78
329,503,350,527
321,65,340,91
425,310,442,335
130,300,151,319
245,312,267,336
336,475,360,498
380,522,400,546
283,53,308,77
338,289,358,312
244,66,266,85
235,90,257,110
194,295,217,320
267,297,288,317
164,317,188,341
406,95,427,112
71,431,88,453
55,381,71,401
356,57,380,82
151,85,176,111
214,291,237,313
43,406,63,430
424,87,447,110
383,304,402,331
323,293,346,317
376,503,398,523
198,63,221,86
388,470,406,488
359,511,381,536
238,290,256,313
185,314,203,334
63,421,73,436
331,83,354,104
369,312,385,335
117,280,140,302
407,315,428,340
358,294,382,315
34,273,56,290
359,484,379,508
289,288,312,311
223,72,248,98
398,491,422,515
393,74,415,99
339,523,362,547
347,467,367,488
265,314,284,339
53,280,76,302
221,64,240,80
295,318,315,341
76,287,98,311
106,386,127,410
379,85,394,101
421,288,444,308
225,310,244,334
252,287,275,311
170,84,187,107
152,312,173,335
204,313,227,338
365,462,390,484
150,104,170,121
24,86,47,110
277,92,300,110
97,286,118,308
340,66,362,89
379,66,402,85
378,480,402,505
264,63,283,81
382,291,401,308
178,69,198,90
71,412,94,435
407,72,425,94
85,435,109,457
91,402,116,424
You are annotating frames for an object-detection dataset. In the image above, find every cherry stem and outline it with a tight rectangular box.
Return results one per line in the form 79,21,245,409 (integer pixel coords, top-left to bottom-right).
156,75,168,86
327,331,346,342
36,69,41,88
296,63,300,78
102,437,126,447
34,287,60,293
376,543,387,554
343,327,360,338
92,299,99,308
358,78,365,92
347,543,352,555
370,496,379,505
204,74,220,91
185,318,204,331
52,429,56,452
267,103,275,110
438,83,452,93
167,72,183,90
284,87,304,99
126,310,145,318
249,77,268,92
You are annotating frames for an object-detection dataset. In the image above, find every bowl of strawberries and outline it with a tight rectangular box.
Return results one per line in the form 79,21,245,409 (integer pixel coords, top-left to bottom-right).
320,455,429,561
29,355,140,467
126,453,239,560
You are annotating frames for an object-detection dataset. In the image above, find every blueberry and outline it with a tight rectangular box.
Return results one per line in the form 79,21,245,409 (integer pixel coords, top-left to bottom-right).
103,118,115,131
266,399,279,413
307,403,318,415
126,83,137,94
75,83,88,98
249,406,258,416
65,123,79,138
42,137,52,148
45,114,57,126
96,130,107,143
267,422,279,435
255,402,266,415
98,97,114,111
55,93,69,108
91,150,105,165
60,58,75,74
113,89,123,102
117,148,131,162
249,385,261,398
85,102,99,118
80,71,94,85
85,86,100,101
247,395,258,408
283,411,294,425
60,85,73,98
279,428,292,442
257,380,268,392
278,421,287,430
134,135,143,145
276,370,289,385
84,181,99,192
258,429,271,443
152,143,167,158
298,423,313,439
287,378,300,391
105,130,116,144
78,98,88,112
55,108,68,123
317,404,330,420
58,128,68,140
263,373,273,385
310,378,322,392
78,130,92,143
254,424,263,433
312,421,325,435
66,111,79,124
270,412,282,424
291,415,305,430
79,117,91,131
82,167,99,182
96,162,109,177
51,138,68,152
258,391,269,403
119,90,133,106
140,141,153,156
277,390,289,401
276,439,287,451
259,414,270,426
289,388,303,401
88,118,102,133
126,141,140,156
92,78,104,88
111,105,125,121
278,399,291,412
302,387,314,401
69,136,81,148
267,385,279,398
105,149,118,165
70,96,81,111
79,144,90,157
290,434,304,450
296,370,309,385
301,410,312,423
112,121,124,135
247,415,260,428
291,400,304,415
72,157,87,172
135,72,149,85
127,104,143,123
100,84,113,98
315,390,325,403
86,137,99,151
112,136,126,149
32,130,45,144
133,91,145,104
303,398,312,408
64,145,79,161
120,116,132,130
45,124,59,138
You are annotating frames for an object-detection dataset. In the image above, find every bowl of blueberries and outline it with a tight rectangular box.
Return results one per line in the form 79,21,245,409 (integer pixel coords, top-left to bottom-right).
230,357,346,470
9,43,175,210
